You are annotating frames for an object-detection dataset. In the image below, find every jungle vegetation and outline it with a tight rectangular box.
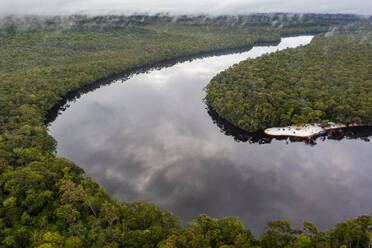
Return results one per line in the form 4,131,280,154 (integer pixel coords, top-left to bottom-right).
205,29,372,132
1,14,372,247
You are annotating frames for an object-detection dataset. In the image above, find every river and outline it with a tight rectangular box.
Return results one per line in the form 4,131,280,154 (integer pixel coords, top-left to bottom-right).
49,36,372,234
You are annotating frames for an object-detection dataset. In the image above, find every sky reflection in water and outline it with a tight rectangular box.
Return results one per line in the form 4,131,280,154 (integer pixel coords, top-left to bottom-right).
49,36,372,234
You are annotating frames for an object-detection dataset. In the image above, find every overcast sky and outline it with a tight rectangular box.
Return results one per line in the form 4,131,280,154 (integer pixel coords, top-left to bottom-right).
1,0,372,16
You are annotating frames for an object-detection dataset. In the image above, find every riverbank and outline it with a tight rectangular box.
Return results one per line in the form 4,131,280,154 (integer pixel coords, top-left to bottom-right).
264,123,370,138
45,38,282,123
47,30,360,124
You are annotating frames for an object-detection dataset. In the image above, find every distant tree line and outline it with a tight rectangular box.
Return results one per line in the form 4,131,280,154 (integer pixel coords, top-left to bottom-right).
0,14,371,247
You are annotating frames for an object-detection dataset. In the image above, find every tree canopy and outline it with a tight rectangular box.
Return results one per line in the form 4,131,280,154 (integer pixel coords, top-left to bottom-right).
0,14,371,247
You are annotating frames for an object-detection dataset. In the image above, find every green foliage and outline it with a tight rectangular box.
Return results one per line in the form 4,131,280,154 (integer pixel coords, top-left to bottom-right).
161,214,254,248
261,220,299,247
0,14,371,247
37,232,64,248
206,30,372,131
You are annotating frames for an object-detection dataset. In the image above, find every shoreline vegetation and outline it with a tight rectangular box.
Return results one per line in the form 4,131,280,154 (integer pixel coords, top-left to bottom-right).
1,14,372,247
205,29,372,139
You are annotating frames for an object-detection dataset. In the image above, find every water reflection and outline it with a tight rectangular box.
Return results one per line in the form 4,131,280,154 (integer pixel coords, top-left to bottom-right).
47,40,280,123
49,36,372,235
206,105,274,144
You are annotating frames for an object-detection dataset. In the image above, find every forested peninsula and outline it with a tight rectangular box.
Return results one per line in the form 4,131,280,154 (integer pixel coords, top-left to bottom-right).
1,14,372,247
205,29,372,133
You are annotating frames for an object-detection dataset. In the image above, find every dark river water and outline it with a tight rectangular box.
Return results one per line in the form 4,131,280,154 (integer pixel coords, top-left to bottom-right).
49,36,372,235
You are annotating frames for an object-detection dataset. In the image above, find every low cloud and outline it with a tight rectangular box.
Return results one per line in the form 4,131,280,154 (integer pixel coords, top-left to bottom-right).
1,0,371,16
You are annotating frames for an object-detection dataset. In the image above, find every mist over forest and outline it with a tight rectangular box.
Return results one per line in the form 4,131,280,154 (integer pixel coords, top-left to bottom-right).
1,0,372,17
1,0,372,247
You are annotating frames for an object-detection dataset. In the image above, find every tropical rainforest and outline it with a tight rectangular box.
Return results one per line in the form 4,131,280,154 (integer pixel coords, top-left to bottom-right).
205,29,372,132
1,14,372,247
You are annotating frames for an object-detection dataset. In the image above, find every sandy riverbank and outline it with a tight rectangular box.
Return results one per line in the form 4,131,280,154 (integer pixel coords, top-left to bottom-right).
264,123,365,138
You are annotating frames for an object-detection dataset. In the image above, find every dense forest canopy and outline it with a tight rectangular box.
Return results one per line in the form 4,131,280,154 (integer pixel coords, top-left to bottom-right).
205,29,372,132
1,14,372,247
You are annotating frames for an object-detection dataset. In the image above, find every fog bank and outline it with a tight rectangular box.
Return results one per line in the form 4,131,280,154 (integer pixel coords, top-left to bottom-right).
1,0,372,17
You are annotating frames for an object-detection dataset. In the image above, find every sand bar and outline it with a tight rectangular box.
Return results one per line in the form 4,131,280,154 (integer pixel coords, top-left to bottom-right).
264,123,358,138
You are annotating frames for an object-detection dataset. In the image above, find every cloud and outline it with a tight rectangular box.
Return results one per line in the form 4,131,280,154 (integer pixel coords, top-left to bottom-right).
0,0,371,16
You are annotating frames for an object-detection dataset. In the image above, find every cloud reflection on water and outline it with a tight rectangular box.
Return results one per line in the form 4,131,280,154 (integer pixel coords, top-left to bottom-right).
49,36,372,234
